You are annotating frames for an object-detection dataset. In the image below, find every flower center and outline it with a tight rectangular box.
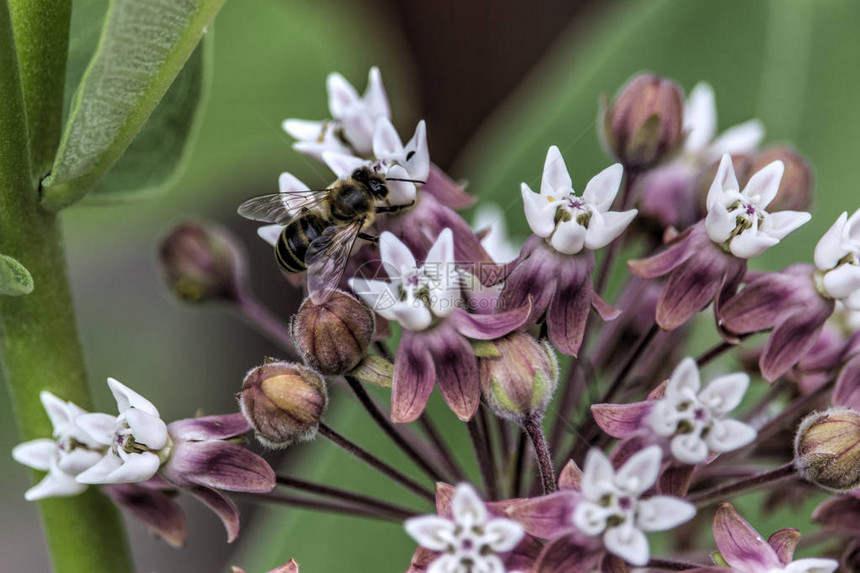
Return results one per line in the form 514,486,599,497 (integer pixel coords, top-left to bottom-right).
554,193,593,228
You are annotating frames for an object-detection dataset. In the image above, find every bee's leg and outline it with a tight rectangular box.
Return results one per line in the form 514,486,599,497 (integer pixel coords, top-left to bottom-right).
377,200,416,213
358,232,379,244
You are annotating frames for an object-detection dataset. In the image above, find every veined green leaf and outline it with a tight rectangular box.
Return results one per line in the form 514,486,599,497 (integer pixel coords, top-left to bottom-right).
0,254,34,296
41,0,225,210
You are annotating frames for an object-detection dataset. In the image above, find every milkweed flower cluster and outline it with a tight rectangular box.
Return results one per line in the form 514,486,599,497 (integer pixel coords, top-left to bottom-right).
13,67,859,573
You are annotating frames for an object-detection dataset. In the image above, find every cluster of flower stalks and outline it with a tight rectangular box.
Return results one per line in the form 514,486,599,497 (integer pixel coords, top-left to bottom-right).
15,69,860,573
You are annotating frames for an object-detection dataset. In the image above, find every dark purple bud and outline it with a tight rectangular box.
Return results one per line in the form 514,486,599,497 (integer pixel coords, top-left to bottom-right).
238,362,327,448
795,407,860,492
291,289,375,375
601,73,684,170
479,332,558,422
747,146,813,212
158,220,245,304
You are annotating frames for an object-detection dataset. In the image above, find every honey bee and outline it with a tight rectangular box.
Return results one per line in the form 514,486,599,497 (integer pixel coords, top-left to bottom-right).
238,166,416,301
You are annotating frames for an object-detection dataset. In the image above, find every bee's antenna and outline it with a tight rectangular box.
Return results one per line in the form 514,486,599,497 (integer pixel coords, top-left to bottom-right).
386,177,426,185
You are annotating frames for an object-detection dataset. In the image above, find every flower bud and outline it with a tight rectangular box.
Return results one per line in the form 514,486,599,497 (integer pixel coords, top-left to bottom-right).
478,333,558,422
291,290,375,375
794,407,860,492
238,362,327,448
747,146,813,212
601,73,684,170
158,221,245,304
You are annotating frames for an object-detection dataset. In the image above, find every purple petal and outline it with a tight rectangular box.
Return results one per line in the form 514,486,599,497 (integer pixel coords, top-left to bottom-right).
592,293,621,321
834,355,860,409
760,302,834,382
499,236,561,324
718,271,803,335
449,301,532,341
428,332,480,421
103,483,186,548
505,491,580,539
558,460,583,491
591,401,652,439
434,482,454,516
547,274,591,356
168,413,251,441
767,528,800,565
189,485,241,543
163,441,275,493
392,331,436,423
656,249,732,330
628,227,694,279
713,503,781,571
657,462,695,497
422,164,475,209
532,533,602,573
812,495,860,536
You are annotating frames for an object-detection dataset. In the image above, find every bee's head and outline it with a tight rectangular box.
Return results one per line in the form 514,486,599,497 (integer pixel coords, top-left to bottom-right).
352,167,388,199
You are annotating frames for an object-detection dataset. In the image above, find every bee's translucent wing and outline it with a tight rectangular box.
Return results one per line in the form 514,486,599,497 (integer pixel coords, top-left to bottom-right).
305,219,365,303
237,190,331,224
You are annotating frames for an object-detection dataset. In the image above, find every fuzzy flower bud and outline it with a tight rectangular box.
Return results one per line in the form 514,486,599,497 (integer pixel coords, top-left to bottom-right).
479,333,558,422
238,362,327,448
158,221,245,304
794,407,860,492
291,290,375,375
747,146,813,213
601,73,684,170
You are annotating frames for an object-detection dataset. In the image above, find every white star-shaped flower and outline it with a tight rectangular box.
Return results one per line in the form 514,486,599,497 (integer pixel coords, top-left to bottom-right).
572,446,696,566
282,67,390,159
649,358,757,464
814,209,860,309
472,203,519,264
521,146,636,255
12,392,104,500
350,229,460,331
323,119,429,207
683,83,765,162
75,378,170,485
405,483,524,573
705,154,811,259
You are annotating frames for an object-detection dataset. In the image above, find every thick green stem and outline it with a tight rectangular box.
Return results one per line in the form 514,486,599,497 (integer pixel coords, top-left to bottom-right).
0,2,134,571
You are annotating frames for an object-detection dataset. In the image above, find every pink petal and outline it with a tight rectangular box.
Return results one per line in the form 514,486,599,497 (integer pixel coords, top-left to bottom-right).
505,491,580,539
104,483,187,548
430,332,480,421
423,164,475,209
189,485,241,543
713,503,781,571
546,274,591,356
168,413,251,441
392,332,436,423
655,249,730,330
590,402,652,439
449,302,531,341
532,533,601,572
768,528,800,566
834,355,860,409
558,460,583,491
760,303,834,382
812,495,860,536
628,228,694,279
163,441,275,493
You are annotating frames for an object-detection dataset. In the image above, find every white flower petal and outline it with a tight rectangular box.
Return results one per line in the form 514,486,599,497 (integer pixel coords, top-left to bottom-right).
25,466,87,501
326,72,359,117
550,219,587,255
40,391,71,432
582,163,624,212
404,120,430,181
582,449,616,500
378,232,417,279
425,229,454,267
404,515,457,551
349,277,396,310
541,146,572,196
743,160,784,208
106,451,161,483
636,496,696,532
12,439,57,471
278,172,310,194
483,518,525,552
107,378,159,417
475,555,505,573
75,450,123,484
671,433,709,464
705,419,757,453
822,263,860,300
706,154,740,210
729,230,779,259
321,151,367,178
521,184,557,238
584,209,637,251
57,448,103,476
427,555,458,573
385,300,432,331
257,224,284,248
705,199,735,244
125,409,168,450
699,372,749,414
281,118,325,142
666,358,702,400
615,446,662,495
372,117,404,160
814,212,849,271
573,501,611,536
844,289,860,311
386,165,417,206
761,210,812,240
364,67,390,118
683,83,717,153
649,401,681,437
779,558,839,573
709,119,765,159
604,523,650,566
76,413,118,446
452,483,487,528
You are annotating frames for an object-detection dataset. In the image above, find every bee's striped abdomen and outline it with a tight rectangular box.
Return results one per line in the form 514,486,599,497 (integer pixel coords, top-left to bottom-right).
276,213,329,273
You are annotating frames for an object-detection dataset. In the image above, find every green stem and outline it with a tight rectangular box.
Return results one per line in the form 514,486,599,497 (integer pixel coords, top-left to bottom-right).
0,2,134,571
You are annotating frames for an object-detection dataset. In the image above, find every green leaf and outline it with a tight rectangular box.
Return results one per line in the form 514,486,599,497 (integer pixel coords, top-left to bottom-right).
41,0,225,210
0,254,33,296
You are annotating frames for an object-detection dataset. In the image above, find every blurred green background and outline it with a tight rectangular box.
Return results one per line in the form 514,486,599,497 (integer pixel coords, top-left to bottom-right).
2,0,860,571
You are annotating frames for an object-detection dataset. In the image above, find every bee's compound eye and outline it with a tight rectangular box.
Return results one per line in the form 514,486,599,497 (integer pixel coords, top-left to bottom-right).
369,180,383,192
